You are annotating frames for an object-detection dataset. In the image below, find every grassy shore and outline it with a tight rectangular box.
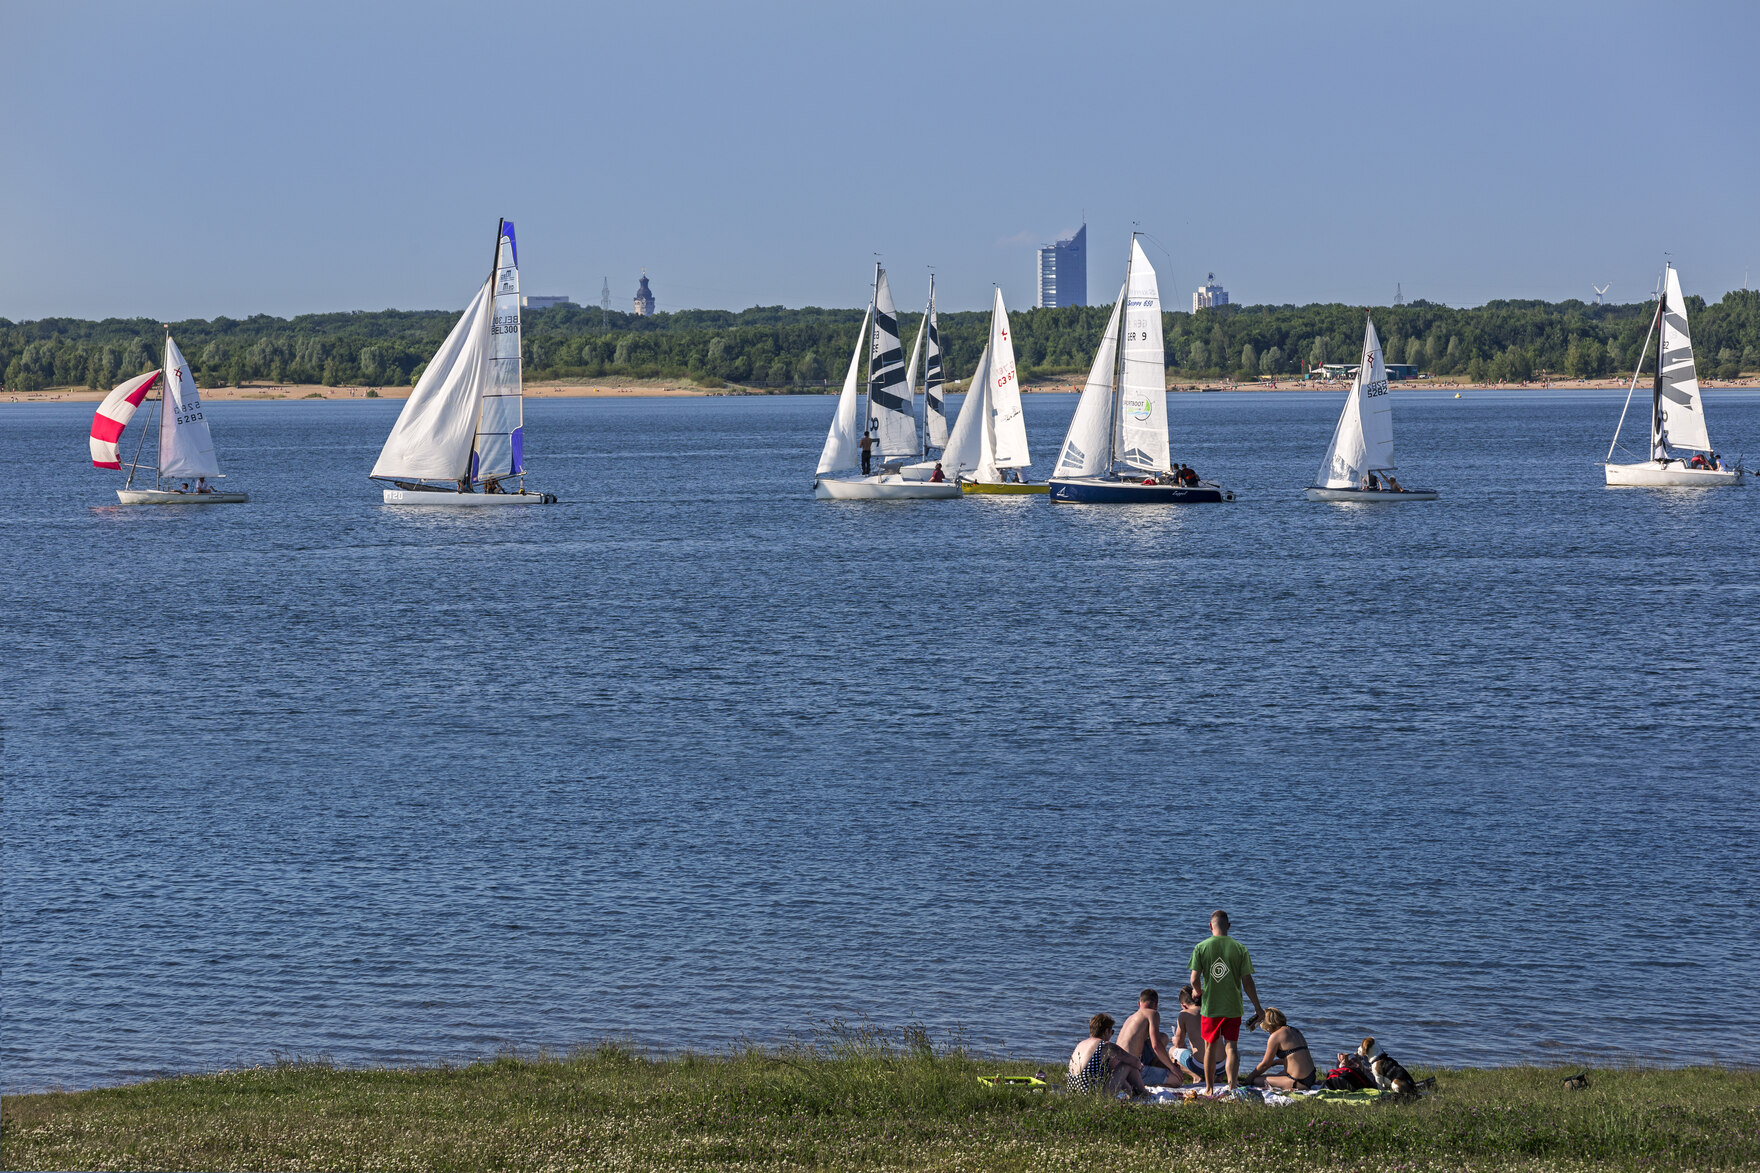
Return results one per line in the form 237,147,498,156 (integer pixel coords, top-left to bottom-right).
4,1034,1756,1172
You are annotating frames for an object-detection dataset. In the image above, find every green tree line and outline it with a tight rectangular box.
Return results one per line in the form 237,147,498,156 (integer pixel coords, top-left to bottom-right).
5,293,1758,393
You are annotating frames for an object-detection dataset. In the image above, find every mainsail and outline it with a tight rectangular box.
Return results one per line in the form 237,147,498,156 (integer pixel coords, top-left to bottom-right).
975,288,1030,481
940,343,990,478
160,334,221,479
817,306,873,476
89,370,161,469
868,268,918,457
1316,317,1395,487
371,277,494,482
1116,239,1169,471
473,220,524,481
1053,289,1123,478
924,280,949,450
1655,266,1710,455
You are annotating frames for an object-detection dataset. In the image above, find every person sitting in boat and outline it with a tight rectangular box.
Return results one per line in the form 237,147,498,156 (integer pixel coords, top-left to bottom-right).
1689,453,1707,468
195,477,215,494
484,476,505,494
457,476,472,492
1364,471,1382,491
1383,473,1404,492
1179,464,1200,487
177,482,191,493
929,462,946,483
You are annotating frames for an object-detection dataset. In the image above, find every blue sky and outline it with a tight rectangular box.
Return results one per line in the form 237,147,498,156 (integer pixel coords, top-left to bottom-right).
5,0,1756,319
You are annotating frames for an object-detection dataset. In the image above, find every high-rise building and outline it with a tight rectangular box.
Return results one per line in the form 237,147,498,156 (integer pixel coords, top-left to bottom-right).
632,272,656,316
1192,273,1230,312
1035,224,1086,308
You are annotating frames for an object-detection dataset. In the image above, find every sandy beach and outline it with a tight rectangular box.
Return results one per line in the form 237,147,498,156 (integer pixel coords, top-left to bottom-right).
7,374,1756,405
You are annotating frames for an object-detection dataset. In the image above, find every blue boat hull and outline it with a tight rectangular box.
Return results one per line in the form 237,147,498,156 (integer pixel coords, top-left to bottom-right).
1047,477,1234,504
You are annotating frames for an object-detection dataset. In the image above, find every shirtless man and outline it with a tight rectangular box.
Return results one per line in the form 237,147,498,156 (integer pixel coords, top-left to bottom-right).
1170,984,1224,1084
1115,988,1184,1086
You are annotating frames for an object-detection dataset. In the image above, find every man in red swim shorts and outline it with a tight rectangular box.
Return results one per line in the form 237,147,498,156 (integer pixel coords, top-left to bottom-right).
1188,909,1264,1095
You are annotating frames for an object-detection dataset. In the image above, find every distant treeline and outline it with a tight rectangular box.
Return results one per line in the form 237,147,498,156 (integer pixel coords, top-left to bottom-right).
5,293,1758,392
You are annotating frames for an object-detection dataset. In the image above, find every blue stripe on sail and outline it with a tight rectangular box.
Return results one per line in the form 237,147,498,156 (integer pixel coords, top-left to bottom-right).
470,449,480,481
511,426,524,474
501,221,517,266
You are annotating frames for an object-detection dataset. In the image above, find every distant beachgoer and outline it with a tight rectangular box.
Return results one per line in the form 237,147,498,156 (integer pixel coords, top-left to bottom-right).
929,462,945,483
1189,909,1264,1095
1067,1013,1146,1097
859,433,874,476
1244,1008,1317,1091
1116,989,1184,1087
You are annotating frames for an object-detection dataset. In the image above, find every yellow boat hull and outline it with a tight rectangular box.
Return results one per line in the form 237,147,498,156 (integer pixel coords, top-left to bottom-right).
960,481,1048,495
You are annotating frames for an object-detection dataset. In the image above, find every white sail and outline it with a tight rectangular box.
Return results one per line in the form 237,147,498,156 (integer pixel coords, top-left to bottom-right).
940,342,990,478
904,300,925,401
868,269,918,457
473,221,524,481
159,334,221,479
817,306,872,476
975,288,1030,481
1054,288,1123,478
1656,266,1711,454
1116,239,1169,471
1316,316,1395,486
924,284,949,450
371,277,493,481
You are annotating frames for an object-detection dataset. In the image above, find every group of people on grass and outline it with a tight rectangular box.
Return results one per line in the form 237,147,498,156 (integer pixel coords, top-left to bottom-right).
1069,909,1317,1098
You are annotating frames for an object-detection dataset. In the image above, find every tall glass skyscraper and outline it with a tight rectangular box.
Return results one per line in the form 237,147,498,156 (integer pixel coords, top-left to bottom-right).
1035,224,1087,308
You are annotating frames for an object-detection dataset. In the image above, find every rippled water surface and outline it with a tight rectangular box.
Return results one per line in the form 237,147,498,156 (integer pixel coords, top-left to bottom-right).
4,389,1758,1091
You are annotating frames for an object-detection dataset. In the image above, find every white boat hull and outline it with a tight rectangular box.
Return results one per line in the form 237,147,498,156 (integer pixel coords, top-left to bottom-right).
382,488,556,505
116,489,249,505
1604,461,1743,487
814,474,960,500
1304,486,1438,502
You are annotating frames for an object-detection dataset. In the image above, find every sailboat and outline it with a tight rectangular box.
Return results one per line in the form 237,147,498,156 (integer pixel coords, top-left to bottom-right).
90,329,249,504
1048,235,1234,503
940,288,1042,494
1604,264,1746,487
897,275,952,480
372,219,557,505
1304,315,1438,501
813,264,958,499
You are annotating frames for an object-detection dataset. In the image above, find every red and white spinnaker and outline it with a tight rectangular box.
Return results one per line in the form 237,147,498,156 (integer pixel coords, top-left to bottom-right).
89,370,162,468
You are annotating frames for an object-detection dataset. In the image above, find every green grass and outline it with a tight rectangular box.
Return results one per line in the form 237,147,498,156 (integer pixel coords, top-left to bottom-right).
4,1027,1756,1171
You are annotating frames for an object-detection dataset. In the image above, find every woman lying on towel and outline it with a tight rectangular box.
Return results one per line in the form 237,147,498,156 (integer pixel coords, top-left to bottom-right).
1243,1008,1319,1090
1067,1013,1148,1097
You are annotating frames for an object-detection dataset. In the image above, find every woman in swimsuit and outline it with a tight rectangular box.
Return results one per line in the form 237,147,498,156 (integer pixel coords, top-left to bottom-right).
1244,1007,1318,1090
1067,1013,1147,1097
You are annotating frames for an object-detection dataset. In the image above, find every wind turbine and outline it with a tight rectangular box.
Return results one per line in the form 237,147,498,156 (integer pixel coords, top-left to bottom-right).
1592,283,1610,305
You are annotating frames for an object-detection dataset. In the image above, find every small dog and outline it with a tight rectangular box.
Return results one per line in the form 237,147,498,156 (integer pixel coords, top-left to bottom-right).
1563,1071,1590,1090
1358,1037,1418,1095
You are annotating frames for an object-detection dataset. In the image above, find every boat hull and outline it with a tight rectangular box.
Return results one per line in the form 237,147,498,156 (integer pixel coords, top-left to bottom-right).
961,481,1048,495
814,475,960,500
1604,461,1743,487
382,488,557,505
1304,486,1438,502
116,489,249,505
1047,477,1234,504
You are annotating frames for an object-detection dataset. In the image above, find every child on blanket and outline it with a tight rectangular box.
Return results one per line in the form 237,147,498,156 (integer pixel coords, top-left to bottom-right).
1170,985,1227,1084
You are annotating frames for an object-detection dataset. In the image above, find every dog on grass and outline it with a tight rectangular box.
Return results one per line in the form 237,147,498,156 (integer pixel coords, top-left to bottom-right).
1357,1037,1418,1095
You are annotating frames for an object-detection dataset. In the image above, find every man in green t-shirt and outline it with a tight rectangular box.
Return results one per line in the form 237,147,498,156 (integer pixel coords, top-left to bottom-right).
1188,909,1264,1094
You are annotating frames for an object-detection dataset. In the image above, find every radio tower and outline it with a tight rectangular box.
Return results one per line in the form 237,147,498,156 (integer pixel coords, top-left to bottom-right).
600,277,610,330
1394,282,1404,305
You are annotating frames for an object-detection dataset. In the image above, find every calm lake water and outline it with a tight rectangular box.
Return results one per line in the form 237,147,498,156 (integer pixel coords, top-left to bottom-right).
4,389,1758,1092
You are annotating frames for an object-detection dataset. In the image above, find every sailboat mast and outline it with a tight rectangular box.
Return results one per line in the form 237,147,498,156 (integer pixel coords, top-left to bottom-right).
1651,266,1667,459
865,262,881,442
920,275,933,459
1107,235,1134,474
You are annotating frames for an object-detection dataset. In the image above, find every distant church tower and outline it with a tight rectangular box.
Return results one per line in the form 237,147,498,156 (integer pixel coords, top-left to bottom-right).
632,272,656,316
